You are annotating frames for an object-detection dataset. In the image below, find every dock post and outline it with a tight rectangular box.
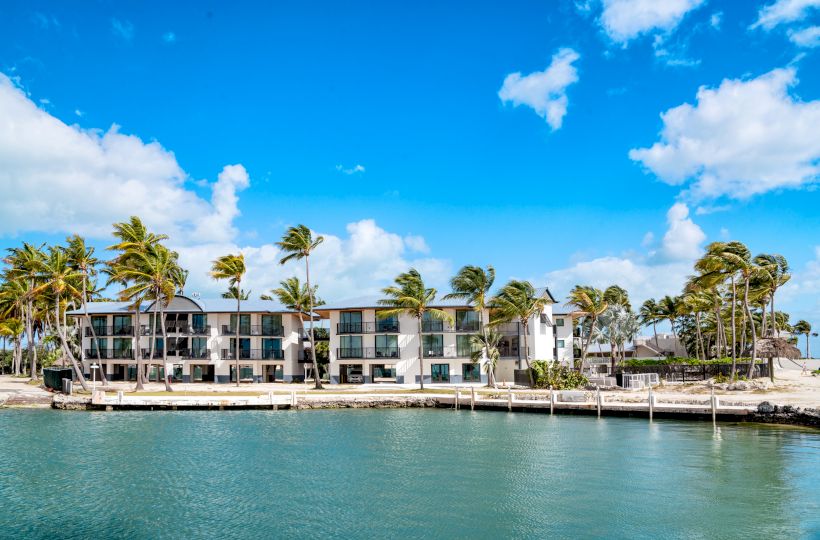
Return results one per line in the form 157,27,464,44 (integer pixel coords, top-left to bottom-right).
269,392,274,410
507,388,513,412
596,387,602,418
470,386,475,410
455,388,459,410
549,386,554,415
648,385,654,421
710,387,717,426
291,390,297,408
117,391,123,405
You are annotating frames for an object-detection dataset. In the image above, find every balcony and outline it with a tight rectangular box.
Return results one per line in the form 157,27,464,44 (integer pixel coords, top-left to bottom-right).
336,347,400,360
422,345,464,358
337,321,400,334
220,325,284,337
85,326,134,337
174,348,212,360
220,349,285,360
84,349,134,360
494,322,521,335
421,321,482,333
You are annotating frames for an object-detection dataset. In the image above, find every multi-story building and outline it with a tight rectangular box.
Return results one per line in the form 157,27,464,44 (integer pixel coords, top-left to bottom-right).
317,287,570,385
67,295,309,383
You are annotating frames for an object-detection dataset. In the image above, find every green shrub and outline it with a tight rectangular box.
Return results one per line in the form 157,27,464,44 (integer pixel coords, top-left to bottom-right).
530,360,588,389
621,357,762,367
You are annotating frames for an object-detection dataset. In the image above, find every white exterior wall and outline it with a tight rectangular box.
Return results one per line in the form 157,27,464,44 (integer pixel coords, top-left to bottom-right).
553,315,574,366
76,311,304,383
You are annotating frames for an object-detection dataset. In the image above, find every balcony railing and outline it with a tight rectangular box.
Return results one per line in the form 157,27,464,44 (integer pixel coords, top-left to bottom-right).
337,321,400,334
221,349,285,360
422,345,462,358
84,349,134,359
174,348,212,360
336,347,400,359
85,326,134,337
137,325,212,336
421,321,482,333
220,325,284,337
493,322,521,335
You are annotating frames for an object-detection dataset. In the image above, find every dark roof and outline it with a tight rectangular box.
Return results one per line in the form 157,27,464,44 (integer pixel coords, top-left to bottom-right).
66,295,299,316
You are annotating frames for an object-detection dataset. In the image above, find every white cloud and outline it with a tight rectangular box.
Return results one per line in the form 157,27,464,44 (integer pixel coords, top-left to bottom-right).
74,109,84,117
545,203,703,307
629,67,820,200
599,0,704,43
162,32,177,43
659,203,705,261
498,48,580,130
751,0,820,30
335,164,365,175
0,73,448,302
788,25,820,47
710,12,723,29
111,18,134,41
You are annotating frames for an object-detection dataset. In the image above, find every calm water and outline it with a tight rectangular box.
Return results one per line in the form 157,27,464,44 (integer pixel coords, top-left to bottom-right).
0,410,818,540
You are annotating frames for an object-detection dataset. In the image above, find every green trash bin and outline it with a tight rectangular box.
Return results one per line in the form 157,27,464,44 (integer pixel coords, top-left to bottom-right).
43,367,74,391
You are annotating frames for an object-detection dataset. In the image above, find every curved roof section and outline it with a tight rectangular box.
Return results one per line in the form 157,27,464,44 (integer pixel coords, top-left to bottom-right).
66,295,299,315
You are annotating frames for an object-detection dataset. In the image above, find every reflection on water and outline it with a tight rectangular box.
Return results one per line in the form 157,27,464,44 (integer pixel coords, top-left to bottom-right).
0,409,818,539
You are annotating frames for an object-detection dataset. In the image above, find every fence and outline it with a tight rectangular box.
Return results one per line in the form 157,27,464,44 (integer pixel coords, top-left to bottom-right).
615,362,768,383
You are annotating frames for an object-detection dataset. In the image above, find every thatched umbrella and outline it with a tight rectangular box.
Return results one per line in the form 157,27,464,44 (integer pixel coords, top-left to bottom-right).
744,338,801,382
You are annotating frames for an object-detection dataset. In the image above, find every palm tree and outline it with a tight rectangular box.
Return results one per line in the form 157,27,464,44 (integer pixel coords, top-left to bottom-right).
222,286,250,300
0,318,24,375
35,246,89,390
719,242,764,377
492,280,550,386
793,320,814,359
0,279,27,375
210,253,246,388
657,295,682,351
265,277,324,371
378,269,453,390
4,243,46,380
639,299,660,350
65,235,108,385
565,285,608,373
276,225,324,389
753,254,790,337
470,329,501,388
443,265,495,384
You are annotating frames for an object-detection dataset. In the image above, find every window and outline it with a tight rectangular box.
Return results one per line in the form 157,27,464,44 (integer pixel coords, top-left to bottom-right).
340,311,363,333
375,312,398,332
230,365,254,382
375,335,398,358
462,363,481,382
261,314,282,335
557,339,565,348
89,338,108,358
191,337,208,358
371,364,396,381
113,338,131,358
192,313,208,332
431,363,450,382
229,338,251,359
556,318,565,327
91,316,107,335
113,315,131,335
422,312,443,332
262,338,282,359
229,314,251,334
457,335,478,358
422,334,443,357
455,310,479,332
340,335,362,358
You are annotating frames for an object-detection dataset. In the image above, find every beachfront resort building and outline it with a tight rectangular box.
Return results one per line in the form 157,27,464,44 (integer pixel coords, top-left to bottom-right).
67,295,312,383
316,287,573,385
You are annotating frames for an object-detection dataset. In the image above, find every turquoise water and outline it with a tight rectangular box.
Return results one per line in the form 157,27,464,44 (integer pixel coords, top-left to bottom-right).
0,410,818,539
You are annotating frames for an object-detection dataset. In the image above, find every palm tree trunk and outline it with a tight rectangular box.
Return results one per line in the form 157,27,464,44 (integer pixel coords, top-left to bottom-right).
479,307,493,387
149,309,157,384
695,312,705,361
305,256,322,389
730,276,737,378
417,317,424,390
160,298,173,392
744,278,757,378
522,321,535,387
653,321,659,350
235,285,241,388
134,304,144,391
579,317,596,374
760,299,768,338
54,293,89,391
770,293,777,337
26,299,38,379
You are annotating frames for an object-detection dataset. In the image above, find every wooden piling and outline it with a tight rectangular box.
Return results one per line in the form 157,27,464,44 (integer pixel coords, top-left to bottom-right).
648,385,654,421
596,387,602,417
549,387,554,415
507,388,513,412
470,387,475,410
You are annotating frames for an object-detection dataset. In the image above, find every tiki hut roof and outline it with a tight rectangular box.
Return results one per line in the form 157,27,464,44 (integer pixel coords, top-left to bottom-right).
745,337,801,359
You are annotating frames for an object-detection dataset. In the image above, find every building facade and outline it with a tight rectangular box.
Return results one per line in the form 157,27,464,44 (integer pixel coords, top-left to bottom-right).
67,296,309,383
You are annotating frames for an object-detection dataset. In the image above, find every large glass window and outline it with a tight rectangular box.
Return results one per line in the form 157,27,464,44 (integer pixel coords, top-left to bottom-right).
112,315,131,335
371,364,396,381
455,310,479,332
340,311,362,333
230,365,254,382
262,338,282,359
457,335,478,358
192,313,208,332
422,312,443,332
113,338,131,358
431,363,450,382
375,335,398,358
462,363,481,382
229,338,251,359
89,338,108,358
340,336,362,358
261,314,283,335
229,314,251,334
422,334,443,357
191,337,208,358
375,312,398,332
91,316,107,335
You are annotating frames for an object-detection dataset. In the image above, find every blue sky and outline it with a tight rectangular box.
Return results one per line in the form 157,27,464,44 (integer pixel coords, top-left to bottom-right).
1,1,819,349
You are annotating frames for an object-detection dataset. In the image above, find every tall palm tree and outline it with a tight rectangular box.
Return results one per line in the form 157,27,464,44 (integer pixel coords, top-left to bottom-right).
378,269,453,390
793,320,813,359
210,253,246,388
639,299,660,350
65,235,108,385
470,329,501,388
277,225,324,389
753,254,790,337
4,243,46,380
265,277,324,371
719,242,763,377
657,295,682,352
492,280,550,386
0,318,24,375
565,285,608,373
0,279,27,375
443,265,495,384
35,246,89,390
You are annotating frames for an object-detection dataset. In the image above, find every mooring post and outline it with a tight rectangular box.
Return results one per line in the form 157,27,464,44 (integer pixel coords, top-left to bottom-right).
269,391,274,410
291,390,297,408
549,386,554,415
596,387,602,418
648,385,654,421
455,388,459,410
470,386,475,410
507,388,513,412
711,387,717,426
117,391,123,405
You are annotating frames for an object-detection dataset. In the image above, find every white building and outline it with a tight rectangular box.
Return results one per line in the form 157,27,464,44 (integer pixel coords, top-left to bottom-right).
317,287,572,385
67,295,310,383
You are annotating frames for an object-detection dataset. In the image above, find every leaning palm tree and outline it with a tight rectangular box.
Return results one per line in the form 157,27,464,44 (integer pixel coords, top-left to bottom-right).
443,265,495,383
793,320,813,359
0,279,27,375
753,253,790,337
4,243,47,379
378,269,453,390
210,253,246,387
565,285,608,374
492,280,550,386
276,225,324,389
470,329,501,388
639,299,660,350
0,318,24,375
265,277,324,368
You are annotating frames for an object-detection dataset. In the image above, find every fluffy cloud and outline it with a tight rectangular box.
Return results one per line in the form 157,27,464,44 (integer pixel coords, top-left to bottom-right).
0,72,449,302
629,67,820,200
111,18,134,41
545,203,703,307
335,164,365,175
751,0,820,30
789,25,820,47
599,0,704,43
498,48,580,130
